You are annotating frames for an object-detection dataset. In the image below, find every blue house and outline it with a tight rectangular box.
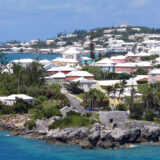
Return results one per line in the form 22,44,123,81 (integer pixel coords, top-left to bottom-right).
81,57,93,65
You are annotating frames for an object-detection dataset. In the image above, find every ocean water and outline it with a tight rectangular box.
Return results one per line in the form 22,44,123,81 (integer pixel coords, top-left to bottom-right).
0,130,160,160
0,53,62,62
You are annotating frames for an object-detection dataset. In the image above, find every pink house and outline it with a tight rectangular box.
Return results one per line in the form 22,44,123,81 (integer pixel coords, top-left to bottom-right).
115,63,136,73
47,66,76,76
65,71,94,82
115,62,152,74
110,55,129,63
148,69,160,83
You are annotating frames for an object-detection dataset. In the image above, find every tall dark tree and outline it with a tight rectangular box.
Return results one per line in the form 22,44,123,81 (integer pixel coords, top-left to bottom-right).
89,32,95,60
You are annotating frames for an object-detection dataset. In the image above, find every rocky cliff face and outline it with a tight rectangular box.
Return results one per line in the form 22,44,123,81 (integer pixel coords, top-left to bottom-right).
1,115,160,149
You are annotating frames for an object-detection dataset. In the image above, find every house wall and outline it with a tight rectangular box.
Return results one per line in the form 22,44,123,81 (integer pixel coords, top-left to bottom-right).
148,74,160,83
79,83,97,92
52,61,78,66
65,76,94,82
112,57,129,63
115,67,136,73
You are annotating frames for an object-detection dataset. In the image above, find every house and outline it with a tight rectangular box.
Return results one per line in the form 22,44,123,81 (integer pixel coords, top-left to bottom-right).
65,71,94,82
93,58,115,72
45,72,66,84
99,111,128,124
148,69,160,83
110,55,129,63
81,57,93,65
115,63,136,73
63,47,82,62
11,58,34,67
115,62,152,74
47,66,76,76
126,52,140,62
109,88,142,109
0,94,35,106
43,63,58,71
39,59,50,65
52,57,78,66
72,77,97,92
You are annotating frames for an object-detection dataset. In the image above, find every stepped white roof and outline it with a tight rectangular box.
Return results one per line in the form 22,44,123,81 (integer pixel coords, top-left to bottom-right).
111,55,127,60
48,72,66,78
48,66,76,72
72,77,97,83
63,47,80,55
96,58,113,64
115,63,136,67
52,57,78,63
98,80,120,86
126,52,137,57
149,69,160,74
12,58,34,64
1,94,34,100
39,59,50,65
66,71,94,77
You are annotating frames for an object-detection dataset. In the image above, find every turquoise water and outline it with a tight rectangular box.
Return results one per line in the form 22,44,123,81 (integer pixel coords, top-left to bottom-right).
0,130,160,160
0,53,62,62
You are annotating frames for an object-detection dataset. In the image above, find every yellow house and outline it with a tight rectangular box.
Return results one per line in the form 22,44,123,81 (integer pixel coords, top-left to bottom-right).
109,88,142,110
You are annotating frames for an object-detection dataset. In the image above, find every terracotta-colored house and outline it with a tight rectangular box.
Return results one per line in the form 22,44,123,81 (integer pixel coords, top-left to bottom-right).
65,71,94,82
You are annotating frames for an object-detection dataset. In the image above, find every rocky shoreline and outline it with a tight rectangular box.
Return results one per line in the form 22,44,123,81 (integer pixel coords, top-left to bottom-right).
1,116,160,149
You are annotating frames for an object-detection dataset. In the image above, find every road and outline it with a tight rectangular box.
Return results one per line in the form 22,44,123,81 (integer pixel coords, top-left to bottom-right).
61,87,86,114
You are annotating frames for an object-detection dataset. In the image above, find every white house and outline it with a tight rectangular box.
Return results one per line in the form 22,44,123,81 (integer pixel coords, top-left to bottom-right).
0,94,35,106
45,72,66,84
63,47,82,62
72,77,97,92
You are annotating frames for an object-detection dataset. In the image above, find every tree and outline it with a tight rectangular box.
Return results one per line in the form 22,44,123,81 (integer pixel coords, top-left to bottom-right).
89,32,95,59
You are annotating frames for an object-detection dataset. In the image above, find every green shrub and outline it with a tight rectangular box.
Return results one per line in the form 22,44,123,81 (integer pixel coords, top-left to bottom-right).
1,105,15,114
144,112,155,121
66,111,81,117
49,115,95,130
24,120,36,130
117,104,127,111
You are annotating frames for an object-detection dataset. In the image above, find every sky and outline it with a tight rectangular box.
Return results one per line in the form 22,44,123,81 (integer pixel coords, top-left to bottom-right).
0,0,160,42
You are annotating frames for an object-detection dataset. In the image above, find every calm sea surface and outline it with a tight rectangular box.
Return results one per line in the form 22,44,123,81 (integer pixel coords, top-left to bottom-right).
0,130,160,160
0,53,62,62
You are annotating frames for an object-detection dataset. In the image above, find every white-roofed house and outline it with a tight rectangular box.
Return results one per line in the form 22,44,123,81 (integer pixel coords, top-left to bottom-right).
93,58,115,72
110,55,129,63
126,52,140,62
45,72,66,84
63,47,82,62
115,63,137,73
66,71,94,82
39,59,50,65
52,57,78,66
47,66,76,76
11,58,35,67
109,88,142,110
148,69,160,83
0,94,35,106
72,77,97,92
